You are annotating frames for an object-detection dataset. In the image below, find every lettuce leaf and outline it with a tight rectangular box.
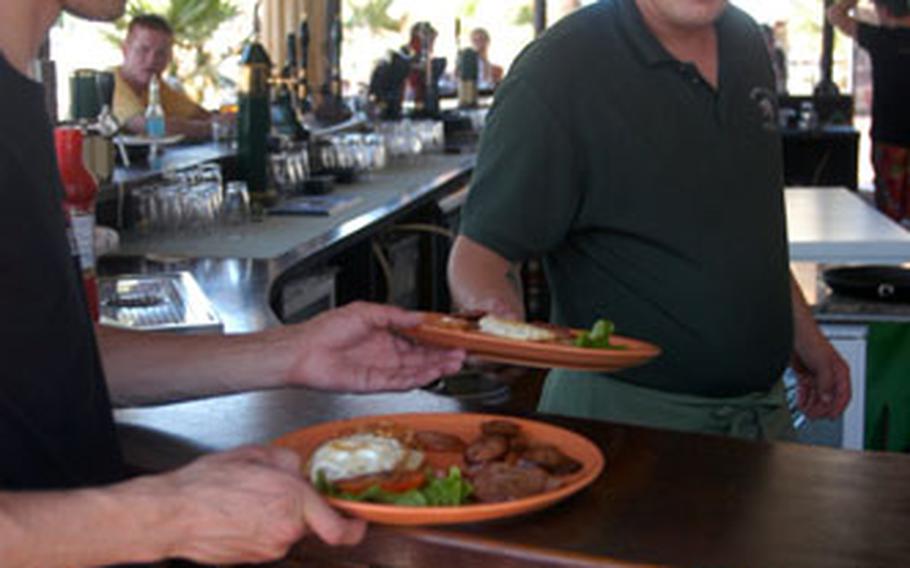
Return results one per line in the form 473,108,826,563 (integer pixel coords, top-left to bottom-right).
574,318,626,349
320,467,473,507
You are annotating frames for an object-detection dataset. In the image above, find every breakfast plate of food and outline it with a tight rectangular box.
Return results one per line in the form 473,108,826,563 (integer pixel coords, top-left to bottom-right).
397,312,660,372
273,413,605,525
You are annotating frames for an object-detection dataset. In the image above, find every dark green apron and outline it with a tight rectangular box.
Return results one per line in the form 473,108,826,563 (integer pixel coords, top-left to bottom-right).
539,370,795,442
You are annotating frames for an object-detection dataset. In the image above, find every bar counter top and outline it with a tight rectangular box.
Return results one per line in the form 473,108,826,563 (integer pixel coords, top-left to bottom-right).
115,386,910,568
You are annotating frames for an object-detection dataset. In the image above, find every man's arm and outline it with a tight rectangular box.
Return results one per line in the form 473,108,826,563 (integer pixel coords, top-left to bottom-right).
0,447,364,567
827,0,860,38
123,114,213,141
789,273,851,419
98,301,465,406
448,235,525,320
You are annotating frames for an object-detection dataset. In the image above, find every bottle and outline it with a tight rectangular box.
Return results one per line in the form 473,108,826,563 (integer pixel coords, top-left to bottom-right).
145,76,166,138
329,17,343,101
283,32,298,82
457,48,479,108
54,127,100,321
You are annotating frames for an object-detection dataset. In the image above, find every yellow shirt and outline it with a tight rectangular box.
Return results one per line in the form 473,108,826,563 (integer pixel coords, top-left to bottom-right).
112,68,208,124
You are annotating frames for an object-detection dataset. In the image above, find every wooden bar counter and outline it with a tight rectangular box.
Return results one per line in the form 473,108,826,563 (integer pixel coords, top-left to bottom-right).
115,385,910,568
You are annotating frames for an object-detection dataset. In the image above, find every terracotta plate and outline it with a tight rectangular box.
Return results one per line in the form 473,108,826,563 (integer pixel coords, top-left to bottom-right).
398,313,660,372
273,413,605,526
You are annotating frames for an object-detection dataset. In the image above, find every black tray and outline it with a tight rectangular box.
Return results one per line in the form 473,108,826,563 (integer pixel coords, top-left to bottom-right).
823,266,910,302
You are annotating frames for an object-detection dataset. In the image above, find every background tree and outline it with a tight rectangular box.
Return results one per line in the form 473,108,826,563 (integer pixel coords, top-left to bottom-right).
345,0,406,35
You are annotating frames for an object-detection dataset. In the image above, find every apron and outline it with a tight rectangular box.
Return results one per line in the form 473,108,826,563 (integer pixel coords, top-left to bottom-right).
539,370,796,442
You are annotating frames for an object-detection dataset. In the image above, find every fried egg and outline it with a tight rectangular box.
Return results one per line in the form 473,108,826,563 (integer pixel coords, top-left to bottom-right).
478,315,556,342
308,433,424,484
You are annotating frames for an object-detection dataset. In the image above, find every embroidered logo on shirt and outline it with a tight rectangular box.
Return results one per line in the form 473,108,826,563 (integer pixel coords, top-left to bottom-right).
750,87,779,132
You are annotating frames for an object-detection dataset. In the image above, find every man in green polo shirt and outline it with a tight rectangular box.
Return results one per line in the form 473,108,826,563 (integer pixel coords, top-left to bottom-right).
449,0,852,440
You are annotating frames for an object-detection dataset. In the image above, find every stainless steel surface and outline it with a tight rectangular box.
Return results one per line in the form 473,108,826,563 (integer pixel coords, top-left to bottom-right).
100,154,475,333
99,271,223,334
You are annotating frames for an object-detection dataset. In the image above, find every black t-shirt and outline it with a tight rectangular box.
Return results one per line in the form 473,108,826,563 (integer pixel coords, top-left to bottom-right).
857,22,910,147
0,54,124,489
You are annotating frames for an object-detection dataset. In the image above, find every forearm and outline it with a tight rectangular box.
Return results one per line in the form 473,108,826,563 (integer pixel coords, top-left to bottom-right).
123,115,212,140
827,0,859,37
97,325,293,406
0,478,175,568
790,273,826,354
448,235,525,319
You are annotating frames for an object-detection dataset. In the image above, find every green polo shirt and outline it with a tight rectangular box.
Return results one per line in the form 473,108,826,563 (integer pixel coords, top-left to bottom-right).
460,0,793,399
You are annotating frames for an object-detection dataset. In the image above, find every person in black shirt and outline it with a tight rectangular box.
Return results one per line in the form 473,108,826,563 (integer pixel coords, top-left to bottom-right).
829,0,910,223
0,1,465,565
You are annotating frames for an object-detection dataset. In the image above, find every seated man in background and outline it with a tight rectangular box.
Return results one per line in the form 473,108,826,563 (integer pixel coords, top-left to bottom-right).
113,14,216,139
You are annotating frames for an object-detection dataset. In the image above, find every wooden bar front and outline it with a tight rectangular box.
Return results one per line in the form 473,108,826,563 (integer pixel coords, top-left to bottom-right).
115,387,910,568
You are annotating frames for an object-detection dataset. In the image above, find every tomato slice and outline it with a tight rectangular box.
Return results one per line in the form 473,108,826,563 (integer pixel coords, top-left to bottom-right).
334,470,427,495
378,470,426,493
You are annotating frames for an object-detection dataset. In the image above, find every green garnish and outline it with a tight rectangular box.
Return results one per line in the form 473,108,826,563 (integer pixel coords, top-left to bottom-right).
318,467,473,507
574,318,625,349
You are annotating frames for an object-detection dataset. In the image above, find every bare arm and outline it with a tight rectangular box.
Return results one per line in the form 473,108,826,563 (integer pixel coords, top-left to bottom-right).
448,235,525,319
789,273,851,419
0,479,171,568
98,301,464,406
123,114,214,141
827,0,860,38
0,447,364,567
97,324,289,405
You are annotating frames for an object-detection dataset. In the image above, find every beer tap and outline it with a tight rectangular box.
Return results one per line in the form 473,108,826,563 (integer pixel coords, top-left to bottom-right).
298,18,311,113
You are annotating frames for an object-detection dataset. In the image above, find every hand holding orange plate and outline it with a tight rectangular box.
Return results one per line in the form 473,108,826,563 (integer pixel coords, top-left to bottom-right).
398,312,660,372
273,413,605,526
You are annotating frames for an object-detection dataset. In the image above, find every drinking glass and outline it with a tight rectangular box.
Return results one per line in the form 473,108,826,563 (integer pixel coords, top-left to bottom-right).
222,181,251,225
155,182,185,233
269,152,294,195
130,186,157,235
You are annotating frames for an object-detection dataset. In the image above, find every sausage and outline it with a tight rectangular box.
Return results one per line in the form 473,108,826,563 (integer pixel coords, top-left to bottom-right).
454,309,487,322
480,420,522,438
471,462,552,502
464,434,510,464
520,444,583,476
414,430,467,453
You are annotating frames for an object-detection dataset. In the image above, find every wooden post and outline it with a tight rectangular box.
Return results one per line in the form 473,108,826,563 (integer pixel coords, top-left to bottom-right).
816,0,839,96
303,0,329,100
535,0,547,37
304,0,343,118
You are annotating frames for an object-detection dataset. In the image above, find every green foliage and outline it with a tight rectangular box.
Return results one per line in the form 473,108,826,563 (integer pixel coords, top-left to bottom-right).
459,0,479,19
345,0,406,35
105,0,241,101
514,3,534,27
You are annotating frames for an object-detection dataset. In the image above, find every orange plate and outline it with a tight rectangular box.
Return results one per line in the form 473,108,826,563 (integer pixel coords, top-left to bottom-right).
273,413,605,526
398,313,660,372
